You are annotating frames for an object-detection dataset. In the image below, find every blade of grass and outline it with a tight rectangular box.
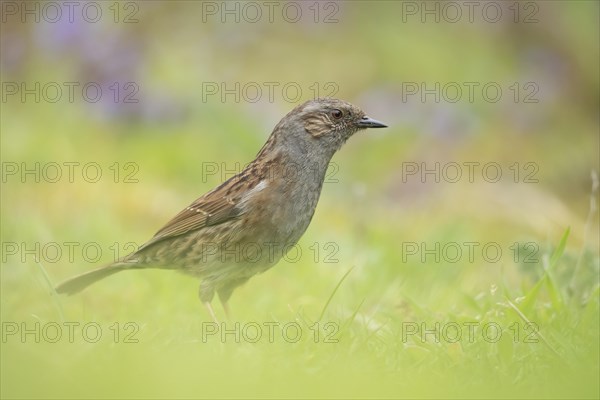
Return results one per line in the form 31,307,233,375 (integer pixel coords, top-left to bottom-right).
318,266,354,322
546,227,570,312
570,170,598,298
521,228,570,314
549,227,570,269
505,297,561,358
35,262,65,322
341,297,366,333
518,272,545,316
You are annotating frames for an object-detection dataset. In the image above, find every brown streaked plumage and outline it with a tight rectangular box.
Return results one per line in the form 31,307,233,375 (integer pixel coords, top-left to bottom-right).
55,98,387,321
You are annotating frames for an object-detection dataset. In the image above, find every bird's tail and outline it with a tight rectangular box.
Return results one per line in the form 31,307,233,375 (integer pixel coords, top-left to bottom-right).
55,263,131,295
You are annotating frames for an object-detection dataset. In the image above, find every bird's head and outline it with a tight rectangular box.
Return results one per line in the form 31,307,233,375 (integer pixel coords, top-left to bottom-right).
264,98,387,160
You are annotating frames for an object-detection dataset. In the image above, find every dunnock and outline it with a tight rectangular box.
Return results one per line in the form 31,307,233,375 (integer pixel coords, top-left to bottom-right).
56,98,387,321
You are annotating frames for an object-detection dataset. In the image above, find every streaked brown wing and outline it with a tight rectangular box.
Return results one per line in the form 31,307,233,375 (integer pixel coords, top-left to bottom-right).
137,184,240,251
154,195,237,238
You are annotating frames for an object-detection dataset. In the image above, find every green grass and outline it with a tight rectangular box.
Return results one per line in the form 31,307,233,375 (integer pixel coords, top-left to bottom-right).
2,179,598,399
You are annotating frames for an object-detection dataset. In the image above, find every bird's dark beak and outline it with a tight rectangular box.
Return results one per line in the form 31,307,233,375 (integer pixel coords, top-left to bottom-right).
357,116,387,128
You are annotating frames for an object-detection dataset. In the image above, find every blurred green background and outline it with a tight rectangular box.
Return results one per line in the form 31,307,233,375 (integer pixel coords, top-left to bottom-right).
1,1,598,399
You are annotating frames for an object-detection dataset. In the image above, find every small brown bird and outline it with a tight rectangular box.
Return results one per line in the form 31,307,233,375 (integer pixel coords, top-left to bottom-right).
56,98,387,321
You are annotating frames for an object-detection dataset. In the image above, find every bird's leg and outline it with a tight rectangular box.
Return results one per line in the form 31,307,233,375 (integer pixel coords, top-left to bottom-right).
199,282,219,323
217,277,249,320
217,289,233,320
203,301,219,324
221,301,231,320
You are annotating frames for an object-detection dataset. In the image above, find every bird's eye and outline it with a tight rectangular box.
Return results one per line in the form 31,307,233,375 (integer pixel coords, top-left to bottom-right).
331,109,343,119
